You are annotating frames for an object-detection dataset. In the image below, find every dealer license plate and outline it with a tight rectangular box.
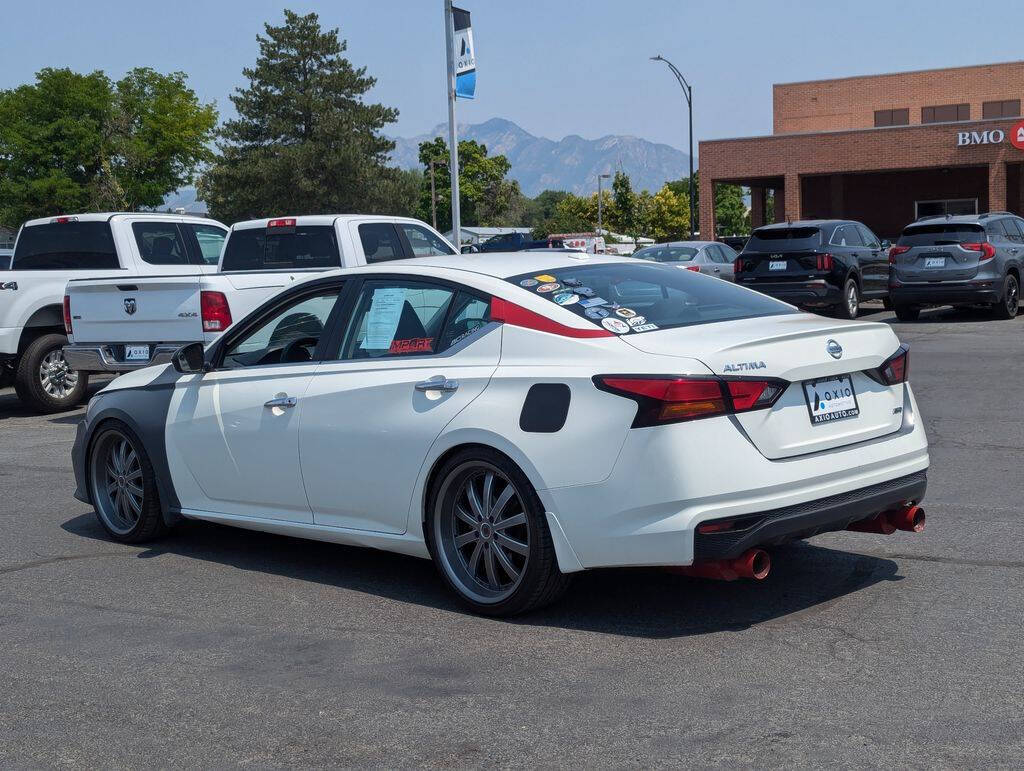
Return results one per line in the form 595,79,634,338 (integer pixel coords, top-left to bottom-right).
769,260,787,271
803,374,860,425
924,257,945,268
125,345,150,361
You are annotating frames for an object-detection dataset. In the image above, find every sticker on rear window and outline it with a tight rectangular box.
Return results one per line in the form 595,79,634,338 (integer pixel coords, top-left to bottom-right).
536,282,560,293
534,274,556,282
552,291,579,305
602,317,630,334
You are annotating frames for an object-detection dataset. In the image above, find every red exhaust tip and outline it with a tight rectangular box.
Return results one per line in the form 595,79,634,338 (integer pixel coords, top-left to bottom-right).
888,505,925,533
674,548,771,582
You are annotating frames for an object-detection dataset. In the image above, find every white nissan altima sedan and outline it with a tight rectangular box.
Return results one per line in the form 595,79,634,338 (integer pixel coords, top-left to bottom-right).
72,252,929,616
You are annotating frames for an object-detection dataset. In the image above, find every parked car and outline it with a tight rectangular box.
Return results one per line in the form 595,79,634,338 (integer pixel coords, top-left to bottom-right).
0,248,12,270
719,235,749,253
888,212,1021,320
72,254,927,617
475,232,552,252
632,241,738,281
735,219,890,319
0,213,228,412
63,215,455,377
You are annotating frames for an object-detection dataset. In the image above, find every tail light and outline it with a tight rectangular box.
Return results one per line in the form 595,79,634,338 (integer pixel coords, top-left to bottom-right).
962,242,996,261
888,245,911,264
490,297,613,338
51,216,78,224
816,253,834,271
734,257,745,273
684,265,700,272
200,291,232,332
267,218,296,228
63,295,73,334
868,344,910,386
593,375,786,428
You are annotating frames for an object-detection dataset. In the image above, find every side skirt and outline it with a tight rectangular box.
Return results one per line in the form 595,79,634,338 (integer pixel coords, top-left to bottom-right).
175,508,431,560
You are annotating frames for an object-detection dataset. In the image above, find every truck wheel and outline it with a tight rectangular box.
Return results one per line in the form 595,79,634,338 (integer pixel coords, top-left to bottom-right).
991,273,1019,320
834,279,860,320
14,333,89,413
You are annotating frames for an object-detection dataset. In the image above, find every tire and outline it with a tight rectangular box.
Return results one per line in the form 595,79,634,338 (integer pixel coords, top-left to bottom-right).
894,304,920,322
426,447,572,617
87,420,168,544
991,273,1019,320
14,333,88,413
882,296,893,311
834,278,860,320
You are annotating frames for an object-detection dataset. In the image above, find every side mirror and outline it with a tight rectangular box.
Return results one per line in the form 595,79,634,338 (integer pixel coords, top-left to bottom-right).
880,239,891,250
172,342,206,374
460,245,478,254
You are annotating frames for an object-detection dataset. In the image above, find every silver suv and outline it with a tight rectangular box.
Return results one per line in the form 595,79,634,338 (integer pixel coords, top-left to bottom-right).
889,212,1022,320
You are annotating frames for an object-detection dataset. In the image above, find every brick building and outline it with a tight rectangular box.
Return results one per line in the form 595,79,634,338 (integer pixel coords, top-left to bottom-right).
699,61,1024,240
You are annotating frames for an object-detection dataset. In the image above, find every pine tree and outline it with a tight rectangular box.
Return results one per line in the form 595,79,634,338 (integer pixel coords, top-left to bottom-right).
200,10,401,223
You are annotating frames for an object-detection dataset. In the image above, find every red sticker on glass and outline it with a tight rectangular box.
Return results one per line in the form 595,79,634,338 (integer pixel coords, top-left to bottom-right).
389,337,434,353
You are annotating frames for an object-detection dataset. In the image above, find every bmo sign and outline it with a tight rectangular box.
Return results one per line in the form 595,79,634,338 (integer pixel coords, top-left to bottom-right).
957,120,1024,149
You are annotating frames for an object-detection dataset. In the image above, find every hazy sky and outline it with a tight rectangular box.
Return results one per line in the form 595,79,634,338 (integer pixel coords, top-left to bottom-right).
3,0,1024,152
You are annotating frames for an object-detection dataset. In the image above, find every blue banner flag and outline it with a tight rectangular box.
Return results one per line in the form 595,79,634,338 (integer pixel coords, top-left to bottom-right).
452,6,476,99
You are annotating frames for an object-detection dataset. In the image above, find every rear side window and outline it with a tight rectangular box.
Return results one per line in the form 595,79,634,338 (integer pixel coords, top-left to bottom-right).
359,223,405,263
744,227,822,253
189,224,228,265
339,281,455,359
12,221,119,270
132,222,190,265
898,224,985,247
830,224,864,247
221,225,340,271
399,223,456,256
508,262,796,334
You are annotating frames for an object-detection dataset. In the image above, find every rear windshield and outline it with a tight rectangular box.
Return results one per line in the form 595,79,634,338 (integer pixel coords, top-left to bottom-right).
508,262,796,334
633,246,698,262
745,227,822,253
12,221,119,270
221,225,340,271
898,224,985,247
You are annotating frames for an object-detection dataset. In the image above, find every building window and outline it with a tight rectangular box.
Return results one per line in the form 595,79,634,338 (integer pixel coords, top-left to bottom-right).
921,104,970,124
914,199,978,219
982,99,1021,119
874,108,909,127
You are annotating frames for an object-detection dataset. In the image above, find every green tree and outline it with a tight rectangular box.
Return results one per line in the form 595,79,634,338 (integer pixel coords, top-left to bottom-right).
200,10,400,223
715,183,749,235
649,184,690,241
0,67,215,227
415,137,519,232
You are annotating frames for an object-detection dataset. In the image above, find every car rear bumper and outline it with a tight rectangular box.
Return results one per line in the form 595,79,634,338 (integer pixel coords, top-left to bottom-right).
890,280,1001,306
737,279,841,306
692,470,927,560
63,343,187,373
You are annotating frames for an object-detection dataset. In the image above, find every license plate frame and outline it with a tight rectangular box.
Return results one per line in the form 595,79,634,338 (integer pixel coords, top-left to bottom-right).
124,344,151,362
802,374,860,426
769,260,787,271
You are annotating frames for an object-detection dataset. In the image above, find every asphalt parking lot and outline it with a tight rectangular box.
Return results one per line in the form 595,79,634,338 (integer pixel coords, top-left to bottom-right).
1,303,1022,768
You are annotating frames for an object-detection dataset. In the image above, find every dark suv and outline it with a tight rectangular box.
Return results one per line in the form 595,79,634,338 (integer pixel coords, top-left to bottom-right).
734,219,889,319
888,213,1021,321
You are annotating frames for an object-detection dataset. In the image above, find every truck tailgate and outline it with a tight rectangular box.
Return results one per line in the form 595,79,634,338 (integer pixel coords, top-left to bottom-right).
68,275,204,344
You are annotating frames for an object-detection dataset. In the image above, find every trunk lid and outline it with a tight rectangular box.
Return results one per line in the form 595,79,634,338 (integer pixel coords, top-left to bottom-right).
621,315,905,459
893,223,986,282
739,226,830,283
67,275,203,344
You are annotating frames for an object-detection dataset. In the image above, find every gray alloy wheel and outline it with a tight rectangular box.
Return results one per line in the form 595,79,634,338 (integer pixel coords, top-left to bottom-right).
432,461,531,605
38,347,79,400
90,429,145,536
839,279,860,319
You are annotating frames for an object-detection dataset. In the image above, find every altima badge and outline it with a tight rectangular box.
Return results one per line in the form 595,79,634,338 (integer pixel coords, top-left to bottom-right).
826,339,843,359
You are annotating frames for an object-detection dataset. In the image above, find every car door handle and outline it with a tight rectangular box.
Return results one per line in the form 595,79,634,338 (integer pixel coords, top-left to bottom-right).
0,281,17,291
713,267,721,272
415,375,459,393
264,395,297,409
1009,247,1019,254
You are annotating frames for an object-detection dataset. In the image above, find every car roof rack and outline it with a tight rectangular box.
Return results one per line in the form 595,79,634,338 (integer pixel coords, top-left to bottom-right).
979,211,1013,218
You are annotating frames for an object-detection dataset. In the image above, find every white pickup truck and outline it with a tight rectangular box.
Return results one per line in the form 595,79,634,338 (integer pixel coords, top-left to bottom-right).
1,213,228,412
63,214,457,376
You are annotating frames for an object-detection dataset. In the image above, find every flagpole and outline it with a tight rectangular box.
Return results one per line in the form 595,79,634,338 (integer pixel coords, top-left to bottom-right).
444,0,461,250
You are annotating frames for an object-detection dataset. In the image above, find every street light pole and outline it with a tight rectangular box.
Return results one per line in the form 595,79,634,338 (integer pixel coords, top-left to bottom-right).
597,173,610,235
651,55,695,237
428,160,438,230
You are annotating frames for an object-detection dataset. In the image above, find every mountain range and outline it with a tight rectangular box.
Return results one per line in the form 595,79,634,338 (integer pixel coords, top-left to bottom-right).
389,117,691,197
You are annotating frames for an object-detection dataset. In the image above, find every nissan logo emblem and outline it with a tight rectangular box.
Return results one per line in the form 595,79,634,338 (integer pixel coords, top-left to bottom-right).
826,339,843,359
